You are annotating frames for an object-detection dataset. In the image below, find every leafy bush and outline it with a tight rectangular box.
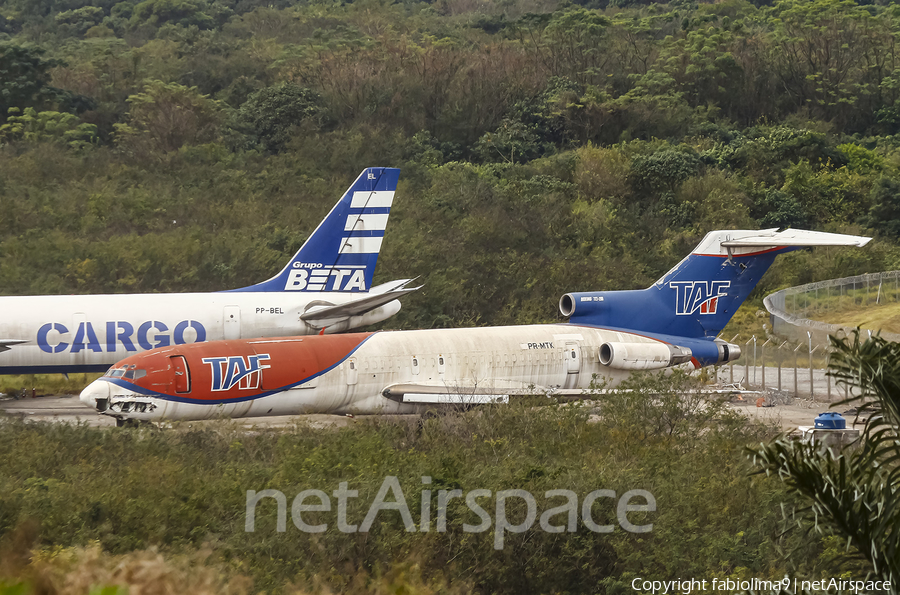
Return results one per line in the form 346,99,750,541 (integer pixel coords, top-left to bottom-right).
0,375,824,593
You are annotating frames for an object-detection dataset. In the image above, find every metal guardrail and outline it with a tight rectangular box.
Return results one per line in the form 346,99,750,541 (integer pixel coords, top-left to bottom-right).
713,271,900,399
763,270,900,345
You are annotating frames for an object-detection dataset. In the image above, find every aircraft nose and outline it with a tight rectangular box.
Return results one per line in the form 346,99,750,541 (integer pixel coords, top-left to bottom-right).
79,379,110,411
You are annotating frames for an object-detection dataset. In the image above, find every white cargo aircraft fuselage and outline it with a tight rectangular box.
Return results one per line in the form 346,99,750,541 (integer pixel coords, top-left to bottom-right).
0,291,402,374
0,167,417,374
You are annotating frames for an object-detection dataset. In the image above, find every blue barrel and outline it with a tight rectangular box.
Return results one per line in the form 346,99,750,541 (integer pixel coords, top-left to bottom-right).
815,412,846,429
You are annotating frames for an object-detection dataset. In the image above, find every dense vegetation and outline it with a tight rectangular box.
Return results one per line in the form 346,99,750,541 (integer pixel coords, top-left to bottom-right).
0,376,849,593
2,0,900,590
2,0,900,333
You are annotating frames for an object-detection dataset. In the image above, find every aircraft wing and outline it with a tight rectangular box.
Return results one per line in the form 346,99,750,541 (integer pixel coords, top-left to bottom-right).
300,278,421,325
0,340,28,353
381,380,594,404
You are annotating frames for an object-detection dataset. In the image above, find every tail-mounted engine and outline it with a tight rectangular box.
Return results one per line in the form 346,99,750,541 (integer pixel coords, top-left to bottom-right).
714,339,741,364
599,342,693,371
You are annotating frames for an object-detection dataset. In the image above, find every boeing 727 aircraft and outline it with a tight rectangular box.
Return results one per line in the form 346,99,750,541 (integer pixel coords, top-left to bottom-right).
79,228,870,423
1,167,417,375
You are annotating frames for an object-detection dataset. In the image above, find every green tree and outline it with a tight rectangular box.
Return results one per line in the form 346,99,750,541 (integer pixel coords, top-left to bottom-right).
750,187,809,228
232,83,330,153
861,177,900,238
130,0,215,29
768,0,883,129
629,145,702,197
54,6,105,37
475,119,545,164
749,330,900,582
0,43,66,123
0,107,98,148
515,7,613,86
114,80,223,157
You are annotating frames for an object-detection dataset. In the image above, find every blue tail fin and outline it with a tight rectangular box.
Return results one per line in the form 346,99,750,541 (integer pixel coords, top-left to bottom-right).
230,167,401,293
560,229,870,339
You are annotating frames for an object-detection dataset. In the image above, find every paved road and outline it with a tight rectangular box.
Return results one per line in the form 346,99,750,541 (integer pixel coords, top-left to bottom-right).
0,394,114,427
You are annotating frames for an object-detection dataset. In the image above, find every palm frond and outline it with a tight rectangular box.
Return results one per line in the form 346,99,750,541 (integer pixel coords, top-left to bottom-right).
747,330,900,585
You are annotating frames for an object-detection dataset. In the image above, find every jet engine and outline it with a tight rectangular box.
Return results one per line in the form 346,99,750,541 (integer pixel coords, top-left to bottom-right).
599,341,693,371
714,339,741,364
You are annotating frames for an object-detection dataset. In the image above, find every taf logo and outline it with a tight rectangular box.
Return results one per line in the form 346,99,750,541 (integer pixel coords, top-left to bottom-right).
202,354,271,391
670,281,731,316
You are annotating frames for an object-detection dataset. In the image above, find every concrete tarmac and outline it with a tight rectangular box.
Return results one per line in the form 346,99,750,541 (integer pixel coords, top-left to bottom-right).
0,395,355,429
0,388,858,433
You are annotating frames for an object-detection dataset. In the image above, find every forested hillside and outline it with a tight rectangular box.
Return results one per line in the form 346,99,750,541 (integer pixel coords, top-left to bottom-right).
2,0,900,330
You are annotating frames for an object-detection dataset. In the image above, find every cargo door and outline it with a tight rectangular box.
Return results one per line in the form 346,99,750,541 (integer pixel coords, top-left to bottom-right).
224,306,241,340
346,358,358,385
170,355,191,393
564,343,581,389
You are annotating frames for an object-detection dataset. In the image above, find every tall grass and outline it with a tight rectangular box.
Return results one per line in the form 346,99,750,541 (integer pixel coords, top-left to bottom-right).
0,373,835,593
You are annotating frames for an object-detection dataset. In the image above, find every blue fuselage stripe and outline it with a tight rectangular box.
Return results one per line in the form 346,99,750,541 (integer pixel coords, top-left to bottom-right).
0,364,109,374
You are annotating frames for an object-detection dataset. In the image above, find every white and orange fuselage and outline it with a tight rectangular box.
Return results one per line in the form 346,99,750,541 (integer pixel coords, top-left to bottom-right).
79,324,692,421
78,228,874,424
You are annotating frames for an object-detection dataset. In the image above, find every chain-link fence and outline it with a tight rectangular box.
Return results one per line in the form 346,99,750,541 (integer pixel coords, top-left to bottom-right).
764,270,900,345
714,334,847,402
717,271,900,399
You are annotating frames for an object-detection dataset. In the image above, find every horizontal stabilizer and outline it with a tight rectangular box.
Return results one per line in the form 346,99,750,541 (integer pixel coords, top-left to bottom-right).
707,228,871,254
301,279,421,324
0,339,28,353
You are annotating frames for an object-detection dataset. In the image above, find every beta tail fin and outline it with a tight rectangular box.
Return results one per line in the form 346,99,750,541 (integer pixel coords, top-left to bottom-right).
560,229,871,339
231,167,401,293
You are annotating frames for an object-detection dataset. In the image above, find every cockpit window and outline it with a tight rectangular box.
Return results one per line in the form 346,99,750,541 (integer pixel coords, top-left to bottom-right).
105,367,146,380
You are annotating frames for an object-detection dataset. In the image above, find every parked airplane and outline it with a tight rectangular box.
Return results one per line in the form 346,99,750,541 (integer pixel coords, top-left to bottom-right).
79,228,870,424
1,167,417,375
